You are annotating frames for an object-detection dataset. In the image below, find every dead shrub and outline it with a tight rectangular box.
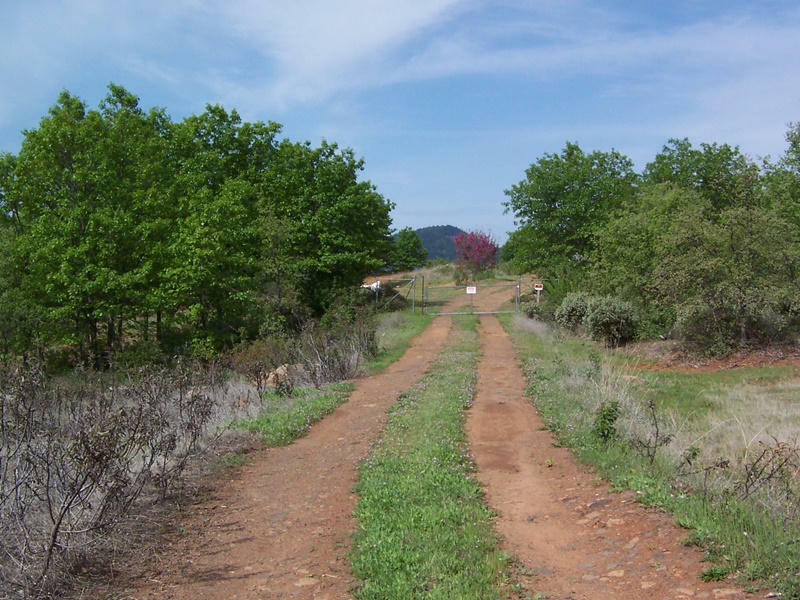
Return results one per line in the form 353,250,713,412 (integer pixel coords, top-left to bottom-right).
293,317,377,387
0,359,221,599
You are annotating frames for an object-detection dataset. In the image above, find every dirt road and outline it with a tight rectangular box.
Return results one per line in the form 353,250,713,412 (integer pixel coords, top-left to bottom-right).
467,315,748,600
123,286,749,599
129,285,515,599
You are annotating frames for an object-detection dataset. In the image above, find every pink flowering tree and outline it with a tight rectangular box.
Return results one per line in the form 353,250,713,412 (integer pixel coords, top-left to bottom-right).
453,230,498,279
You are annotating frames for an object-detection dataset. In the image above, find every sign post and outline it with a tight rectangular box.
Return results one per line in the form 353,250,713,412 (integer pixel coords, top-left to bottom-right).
466,285,477,312
533,282,544,304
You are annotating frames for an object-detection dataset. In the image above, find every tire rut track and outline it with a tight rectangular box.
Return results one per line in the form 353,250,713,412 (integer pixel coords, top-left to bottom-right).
467,315,749,600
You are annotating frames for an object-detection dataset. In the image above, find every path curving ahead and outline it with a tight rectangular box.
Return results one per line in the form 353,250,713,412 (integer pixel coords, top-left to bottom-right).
467,315,748,600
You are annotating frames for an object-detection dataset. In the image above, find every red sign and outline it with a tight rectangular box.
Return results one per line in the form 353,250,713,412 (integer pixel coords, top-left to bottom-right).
533,283,544,291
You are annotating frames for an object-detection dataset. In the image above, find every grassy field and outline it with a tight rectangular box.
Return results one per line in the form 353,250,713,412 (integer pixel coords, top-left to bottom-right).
351,316,513,599
502,314,800,596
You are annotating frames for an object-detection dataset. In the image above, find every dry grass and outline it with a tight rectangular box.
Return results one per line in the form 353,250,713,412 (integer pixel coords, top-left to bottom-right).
674,379,800,467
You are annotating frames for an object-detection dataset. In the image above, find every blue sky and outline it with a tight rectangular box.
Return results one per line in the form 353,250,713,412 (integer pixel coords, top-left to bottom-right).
2,1,799,242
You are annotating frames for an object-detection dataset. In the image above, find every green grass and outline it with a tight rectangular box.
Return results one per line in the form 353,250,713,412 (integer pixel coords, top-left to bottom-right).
351,316,511,599
633,365,799,419
235,383,352,445
501,313,800,597
368,311,433,374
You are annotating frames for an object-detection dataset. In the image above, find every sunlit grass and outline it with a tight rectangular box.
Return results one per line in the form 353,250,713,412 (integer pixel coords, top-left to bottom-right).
235,383,352,446
351,316,511,599
368,311,432,374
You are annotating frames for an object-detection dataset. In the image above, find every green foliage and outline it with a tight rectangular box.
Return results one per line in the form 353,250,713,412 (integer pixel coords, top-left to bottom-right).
592,400,621,443
583,296,637,347
392,227,428,271
699,566,729,582
0,85,395,365
508,126,800,352
503,141,638,274
554,292,590,331
262,139,394,314
654,205,800,353
643,138,762,211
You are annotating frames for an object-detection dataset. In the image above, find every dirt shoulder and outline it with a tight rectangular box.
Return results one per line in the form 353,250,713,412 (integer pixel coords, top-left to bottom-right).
467,315,750,599
115,285,515,599
118,316,452,600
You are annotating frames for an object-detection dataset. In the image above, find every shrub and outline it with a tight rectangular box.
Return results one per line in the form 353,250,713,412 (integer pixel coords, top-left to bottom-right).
554,292,591,331
674,294,798,355
293,306,378,386
583,296,637,347
0,359,220,598
592,400,621,443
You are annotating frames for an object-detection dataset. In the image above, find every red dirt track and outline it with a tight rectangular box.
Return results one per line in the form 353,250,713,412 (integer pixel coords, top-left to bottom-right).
117,284,751,599
468,315,749,599
128,285,514,599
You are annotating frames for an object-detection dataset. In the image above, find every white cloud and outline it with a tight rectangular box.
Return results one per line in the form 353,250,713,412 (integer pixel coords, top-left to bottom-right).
202,0,464,107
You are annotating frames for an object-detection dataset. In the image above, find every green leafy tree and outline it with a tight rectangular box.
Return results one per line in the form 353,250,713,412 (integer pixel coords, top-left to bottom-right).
643,138,762,211
392,227,427,271
10,89,148,361
653,205,800,352
589,184,705,328
504,142,638,274
165,105,280,346
261,140,394,313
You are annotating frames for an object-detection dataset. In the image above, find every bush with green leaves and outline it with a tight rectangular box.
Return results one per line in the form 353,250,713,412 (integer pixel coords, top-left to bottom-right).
554,292,591,331
583,296,637,346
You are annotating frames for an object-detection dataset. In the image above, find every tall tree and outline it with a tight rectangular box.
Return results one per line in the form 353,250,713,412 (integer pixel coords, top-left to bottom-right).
261,140,394,313
643,138,762,211
504,142,638,274
392,227,427,271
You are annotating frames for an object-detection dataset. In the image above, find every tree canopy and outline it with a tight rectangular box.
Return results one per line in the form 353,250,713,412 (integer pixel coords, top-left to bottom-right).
0,85,394,364
503,142,638,274
507,128,800,353
392,227,428,271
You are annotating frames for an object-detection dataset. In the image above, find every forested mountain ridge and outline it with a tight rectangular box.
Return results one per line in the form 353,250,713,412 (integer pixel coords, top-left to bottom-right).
414,225,465,260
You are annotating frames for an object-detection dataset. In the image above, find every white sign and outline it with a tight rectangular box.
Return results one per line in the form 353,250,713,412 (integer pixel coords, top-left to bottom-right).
533,283,544,291
466,286,477,295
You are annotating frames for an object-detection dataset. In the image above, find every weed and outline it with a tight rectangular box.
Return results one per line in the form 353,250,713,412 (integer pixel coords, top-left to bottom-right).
220,451,249,468
592,400,621,443
629,397,674,465
700,565,729,581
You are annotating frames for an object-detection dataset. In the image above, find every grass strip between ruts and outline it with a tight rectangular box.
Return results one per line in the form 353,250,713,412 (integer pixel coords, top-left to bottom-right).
351,316,511,599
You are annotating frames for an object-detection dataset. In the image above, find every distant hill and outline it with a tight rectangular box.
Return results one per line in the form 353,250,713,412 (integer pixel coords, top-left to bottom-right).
414,225,465,261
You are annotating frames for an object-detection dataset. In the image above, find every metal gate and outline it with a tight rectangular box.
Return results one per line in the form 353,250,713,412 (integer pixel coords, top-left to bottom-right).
362,277,418,312
423,280,521,316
